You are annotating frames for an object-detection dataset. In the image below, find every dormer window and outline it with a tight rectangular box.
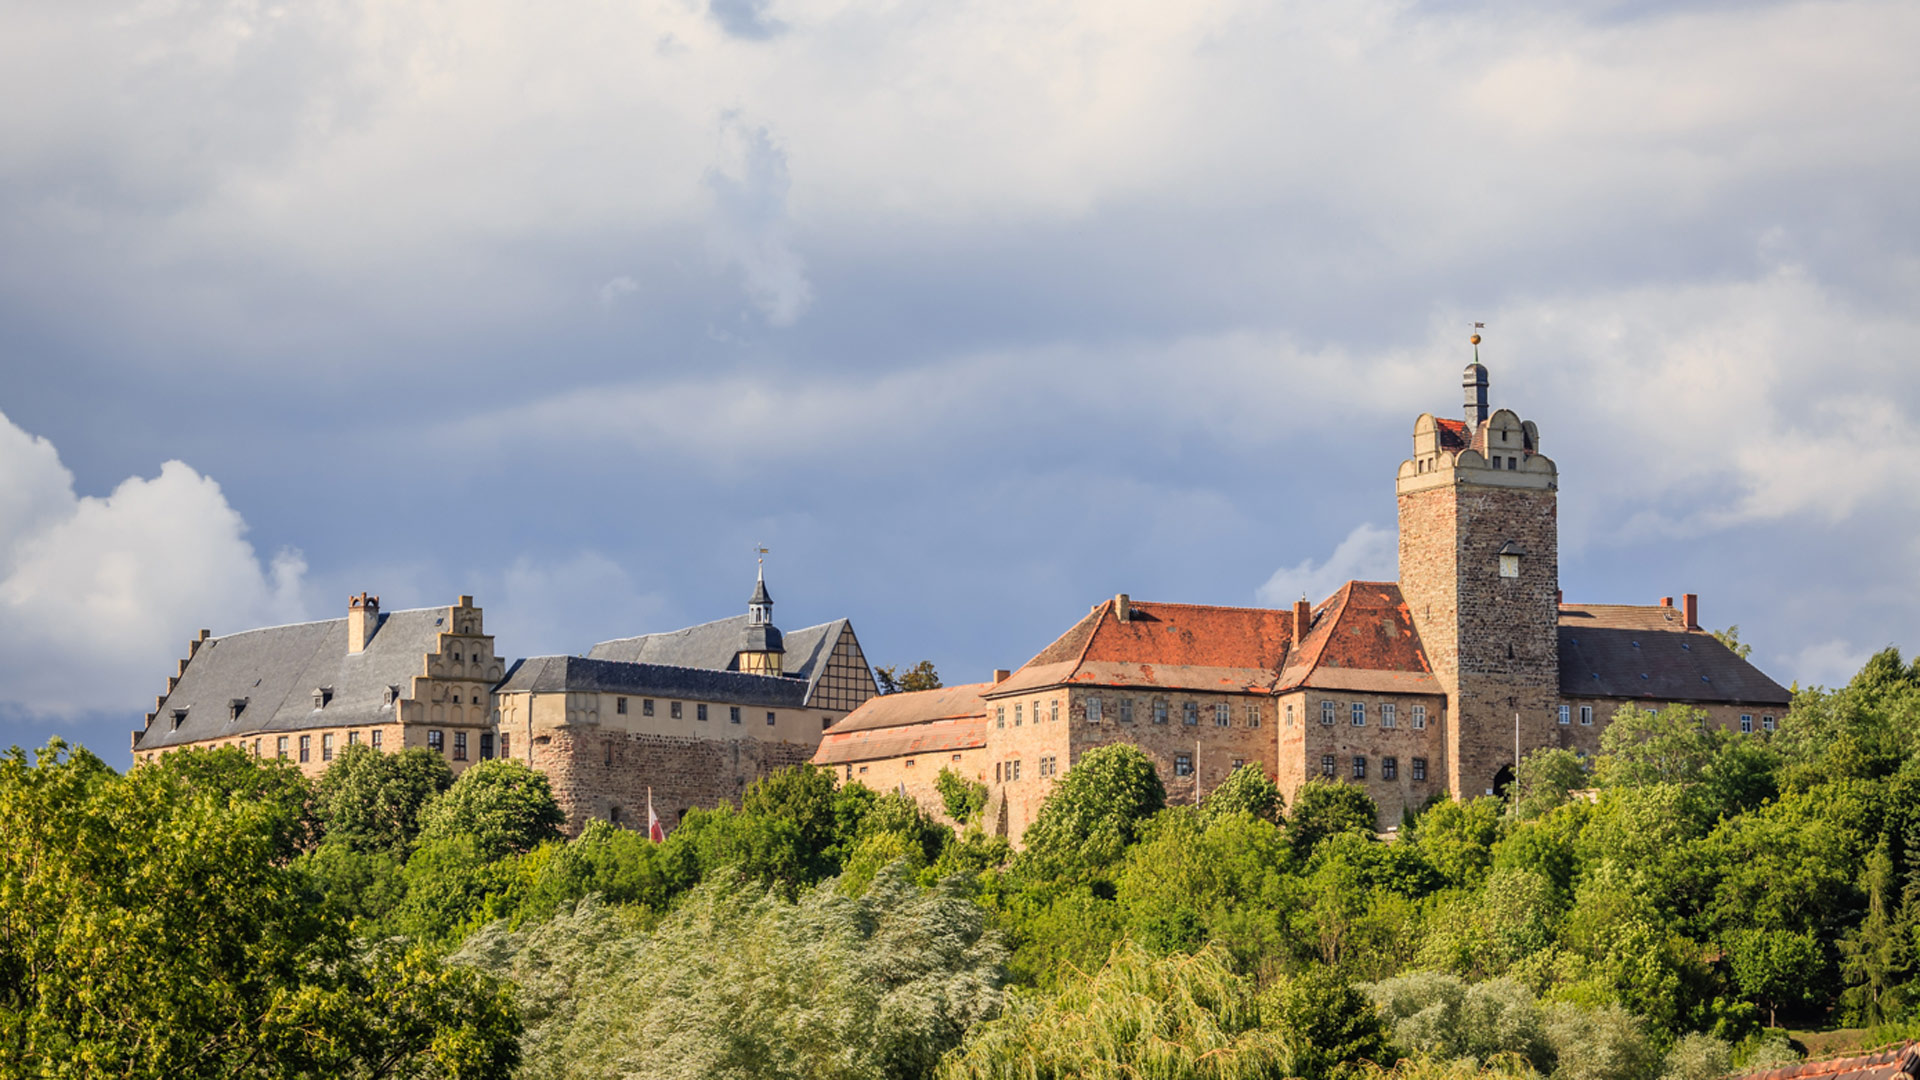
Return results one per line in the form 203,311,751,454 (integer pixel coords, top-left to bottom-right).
313,686,333,709
228,698,247,721
170,708,188,730
384,685,399,706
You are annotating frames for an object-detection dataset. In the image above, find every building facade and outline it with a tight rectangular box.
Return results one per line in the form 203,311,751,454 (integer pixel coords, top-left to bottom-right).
816,360,1793,836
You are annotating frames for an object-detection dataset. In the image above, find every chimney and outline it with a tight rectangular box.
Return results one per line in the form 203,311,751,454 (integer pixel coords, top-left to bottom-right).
347,592,380,654
1660,596,1673,608
992,669,1011,685
1556,589,1563,607
1463,362,1489,428
1683,593,1699,630
1115,594,1131,622
1293,597,1313,634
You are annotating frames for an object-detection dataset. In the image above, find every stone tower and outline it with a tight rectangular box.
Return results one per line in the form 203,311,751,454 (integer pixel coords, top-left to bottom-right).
1395,359,1559,797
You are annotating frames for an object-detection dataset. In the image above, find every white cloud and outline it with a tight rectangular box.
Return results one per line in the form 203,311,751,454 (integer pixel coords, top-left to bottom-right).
489,551,673,660
596,275,640,307
1782,638,1870,691
705,114,812,326
0,411,307,717
1256,524,1397,606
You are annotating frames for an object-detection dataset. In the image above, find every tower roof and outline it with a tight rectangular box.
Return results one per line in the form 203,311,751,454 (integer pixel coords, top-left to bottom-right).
750,574,772,607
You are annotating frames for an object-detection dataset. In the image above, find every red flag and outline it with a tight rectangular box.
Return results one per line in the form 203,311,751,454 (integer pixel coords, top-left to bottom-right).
647,788,665,843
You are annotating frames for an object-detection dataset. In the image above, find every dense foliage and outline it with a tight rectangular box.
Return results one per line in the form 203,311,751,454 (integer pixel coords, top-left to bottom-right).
12,647,1920,1077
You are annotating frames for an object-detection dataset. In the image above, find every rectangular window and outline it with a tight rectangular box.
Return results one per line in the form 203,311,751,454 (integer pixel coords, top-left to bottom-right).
605,741,613,766
1580,705,1593,726
767,711,776,726
1321,755,1337,777
670,701,683,719
1050,699,1059,723
1351,702,1366,726
1175,754,1193,777
322,733,334,762
1247,705,1261,728
1740,714,1754,733
730,706,741,724
347,730,359,746
1233,757,1246,769
1154,700,1169,725
1321,701,1337,725
905,759,915,768
1353,756,1367,779
1087,697,1103,723
1381,703,1396,729
1411,757,1427,781
1184,702,1199,726
499,733,508,758
1412,704,1427,730
1558,705,1571,725
617,696,628,715
1286,703,1295,727
1763,715,1776,732
277,735,289,759
299,735,311,763
1015,703,1023,726
481,733,495,759
1383,756,1398,780
696,704,708,722
996,706,1006,728
1120,698,1135,724
428,730,443,754
1214,703,1230,726
643,699,655,716
454,731,468,761
1010,760,1022,781
995,762,1001,782
371,730,382,750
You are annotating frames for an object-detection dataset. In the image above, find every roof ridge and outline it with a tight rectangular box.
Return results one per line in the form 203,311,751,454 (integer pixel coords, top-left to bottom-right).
1128,599,1294,615
210,605,449,641
556,654,803,683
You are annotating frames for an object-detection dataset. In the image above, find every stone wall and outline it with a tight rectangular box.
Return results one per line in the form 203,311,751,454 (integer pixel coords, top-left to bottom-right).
530,723,816,835
1286,689,1447,826
837,746,992,828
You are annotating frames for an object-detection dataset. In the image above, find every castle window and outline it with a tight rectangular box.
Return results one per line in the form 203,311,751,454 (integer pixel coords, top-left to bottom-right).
671,701,683,719
500,733,509,757
1763,715,1776,732
1321,755,1336,777
1214,703,1230,727
299,735,311,763
371,730,383,750
1233,757,1245,769
1411,757,1427,781
454,732,468,760
995,762,1001,782
322,733,335,762
905,759,915,768
1175,754,1193,777
454,651,463,661
845,764,853,781
313,686,332,709
1120,698,1134,724
277,735,289,759
604,741,613,766
1184,702,1199,726
1351,702,1366,726
1321,701,1336,725
1050,699,1059,722
1286,703,1295,727
1010,760,1022,780
952,754,962,762
481,733,495,759
1087,697,1103,723
1580,705,1593,726
643,699,655,716
767,711,776,726
1352,756,1367,779
1412,704,1426,729
996,706,1005,728
428,730,443,754
697,704,709,722
609,805,622,824
1558,705,1571,725
348,730,359,746
1740,714,1753,733
1154,700,1169,725
1014,703,1023,726
1381,703,1396,729
730,706,741,724
1383,756,1398,780
617,697,628,715
822,716,832,730
453,695,461,704
1508,456,1517,469
1247,705,1261,727
859,765,868,774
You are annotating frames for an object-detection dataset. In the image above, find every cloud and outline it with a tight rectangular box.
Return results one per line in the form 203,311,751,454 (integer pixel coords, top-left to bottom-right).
0,410,307,718
1257,524,1397,606
488,551,674,660
708,0,785,40
705,115,811,326
1783,638,1870,691
596,275,641,307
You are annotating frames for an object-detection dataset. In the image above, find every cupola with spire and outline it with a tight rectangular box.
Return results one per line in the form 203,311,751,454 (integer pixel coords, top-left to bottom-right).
736,552,785,676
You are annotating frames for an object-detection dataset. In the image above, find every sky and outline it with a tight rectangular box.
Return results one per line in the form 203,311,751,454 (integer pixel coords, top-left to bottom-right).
3,0,1918,767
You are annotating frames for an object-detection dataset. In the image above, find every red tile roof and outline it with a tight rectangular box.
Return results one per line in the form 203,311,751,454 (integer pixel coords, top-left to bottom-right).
1435,417,1470,450
1280,581,1438,693
1734,1043,1916,1080
812,683,990,766
989,599,1298,697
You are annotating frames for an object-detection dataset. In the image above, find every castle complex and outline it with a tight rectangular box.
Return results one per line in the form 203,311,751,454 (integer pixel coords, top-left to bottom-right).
132,359,1792,839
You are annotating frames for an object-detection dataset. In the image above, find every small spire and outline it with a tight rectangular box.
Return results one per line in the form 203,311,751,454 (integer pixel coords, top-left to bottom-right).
1471,322,1484,363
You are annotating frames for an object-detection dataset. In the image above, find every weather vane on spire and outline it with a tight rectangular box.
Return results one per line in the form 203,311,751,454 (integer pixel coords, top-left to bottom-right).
1471,322,1485,362
755,544,769,578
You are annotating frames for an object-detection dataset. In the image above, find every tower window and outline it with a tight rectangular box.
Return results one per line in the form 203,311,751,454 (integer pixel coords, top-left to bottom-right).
322,734,334,762
1286,703,1295,727
370,730,382,750
454,731,468,761
276,735,288,759
299,735,311,763
1050,699,1059,722
1558,705,1571,725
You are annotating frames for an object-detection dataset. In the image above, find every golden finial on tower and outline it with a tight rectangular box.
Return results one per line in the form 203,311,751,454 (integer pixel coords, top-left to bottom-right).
1471,322,1484,361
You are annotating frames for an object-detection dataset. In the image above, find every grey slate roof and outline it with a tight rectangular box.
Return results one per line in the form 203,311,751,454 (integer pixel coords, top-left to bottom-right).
1558,611,1791,707
588,616,852,700
133,608,453,751
496,655,811,708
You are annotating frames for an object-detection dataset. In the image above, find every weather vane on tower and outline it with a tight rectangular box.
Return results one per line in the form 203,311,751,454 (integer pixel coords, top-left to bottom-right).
1471,322,1485,362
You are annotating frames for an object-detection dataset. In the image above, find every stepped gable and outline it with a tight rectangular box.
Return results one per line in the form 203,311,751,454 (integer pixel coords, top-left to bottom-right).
1559,603,1791,706
813,683,990,765
990,598,1296,697
134,608,453,752
1734,1043,1918,1080
496,655,810,709
1279,581,1438,694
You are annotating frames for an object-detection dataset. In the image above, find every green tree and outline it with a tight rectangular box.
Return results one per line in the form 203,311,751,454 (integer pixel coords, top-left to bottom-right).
1712,625,1752,660
1367,972,1552,1072
1726,928,1820,1027
1017,743,1165,882
315,743,454,856
1201,763,1284,824
1512,747,1588,821
1261,966,1395,1080
875,660,944,694
1115,808,1298,966
1839,843,1912,1024
936,767,988,824
1288,779,1379,860
1410,796,1506,889
1596,704,1722,789
417,759,566,861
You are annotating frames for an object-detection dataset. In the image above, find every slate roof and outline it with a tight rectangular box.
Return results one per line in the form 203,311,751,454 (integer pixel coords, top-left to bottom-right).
1279,581,1439,694
133,607,454,752
989,599,1297,698
812,683,991,765
1558,604,1791,707
496,655,812,709
588,616,854,702
1735,1043,1917,1080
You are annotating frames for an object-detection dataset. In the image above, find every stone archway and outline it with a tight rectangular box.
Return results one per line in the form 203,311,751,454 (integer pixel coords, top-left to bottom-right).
1492,764,1516,799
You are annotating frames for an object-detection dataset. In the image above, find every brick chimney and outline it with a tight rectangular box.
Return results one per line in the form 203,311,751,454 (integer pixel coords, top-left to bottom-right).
1115,594,1131,622
1660,596,1673,609
1683,593,1699,630
992,669,1011,685
1293,597,1313,634
347,593,380,654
